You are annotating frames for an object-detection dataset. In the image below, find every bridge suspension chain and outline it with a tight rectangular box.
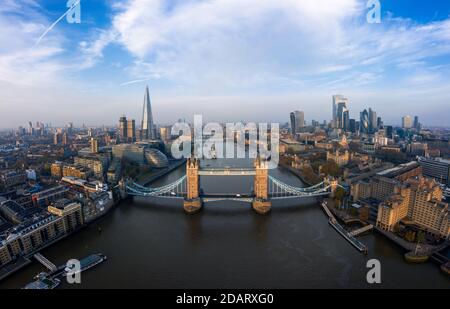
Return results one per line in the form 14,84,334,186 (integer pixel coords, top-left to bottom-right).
126,175,187,197
268,176,332,197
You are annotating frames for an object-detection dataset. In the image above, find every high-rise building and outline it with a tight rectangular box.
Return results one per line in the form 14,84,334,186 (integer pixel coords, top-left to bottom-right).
402,115,413,129
127,119,136,142
90,138,99,153
413,116,420,130
67,122,73,135
290,111,304,135
141,85,156,140
119,116,128,141
360,109,370,134
159,126,172,141
386,126,394,139
336,102,348,130
332,95,348,127
54,132,60,145
62,132,68,145
369,108,377,133
349,119,357,133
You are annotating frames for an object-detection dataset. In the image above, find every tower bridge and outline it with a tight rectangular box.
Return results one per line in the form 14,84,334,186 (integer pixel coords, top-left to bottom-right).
125,158,342,214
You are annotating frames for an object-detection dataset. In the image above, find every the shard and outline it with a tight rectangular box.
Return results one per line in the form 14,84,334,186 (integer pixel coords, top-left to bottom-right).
141,85,155,140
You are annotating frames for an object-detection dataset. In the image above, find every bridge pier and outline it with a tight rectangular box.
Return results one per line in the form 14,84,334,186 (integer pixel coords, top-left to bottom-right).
252,198,271,215
183,198,203,214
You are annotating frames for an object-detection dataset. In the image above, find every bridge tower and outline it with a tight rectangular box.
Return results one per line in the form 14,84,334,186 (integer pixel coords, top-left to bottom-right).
118,178,128,199
326,177,339,198
252,157,272,214
183,158,203,214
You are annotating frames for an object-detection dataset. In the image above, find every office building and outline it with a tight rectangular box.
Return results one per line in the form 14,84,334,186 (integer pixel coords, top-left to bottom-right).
31,186,69,208
360,109,370,134
290,111,304,135
119,116,128,141
127,119,136,142
369,108,377,133
90,138,98,153
332,95,348,126
418,157,450,185
402,115,413,129
159,126,172,141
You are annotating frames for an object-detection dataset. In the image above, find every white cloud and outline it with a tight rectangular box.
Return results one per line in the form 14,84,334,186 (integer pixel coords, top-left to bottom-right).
0,0,67,86
92,0,450,96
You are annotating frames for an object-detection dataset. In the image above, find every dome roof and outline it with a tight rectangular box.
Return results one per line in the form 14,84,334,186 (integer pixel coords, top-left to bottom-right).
145,148,169,168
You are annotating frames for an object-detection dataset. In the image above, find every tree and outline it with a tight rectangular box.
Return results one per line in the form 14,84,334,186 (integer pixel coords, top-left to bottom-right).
334,186,346,208
321,160,341,177
416,230,426,244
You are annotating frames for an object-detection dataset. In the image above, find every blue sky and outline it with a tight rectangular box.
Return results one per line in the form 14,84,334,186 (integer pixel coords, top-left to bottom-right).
0,0,449,128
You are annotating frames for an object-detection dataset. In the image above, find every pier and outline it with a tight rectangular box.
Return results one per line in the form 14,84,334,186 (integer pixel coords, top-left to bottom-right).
33,253,57,272
321,202,368,254
349,224,374,237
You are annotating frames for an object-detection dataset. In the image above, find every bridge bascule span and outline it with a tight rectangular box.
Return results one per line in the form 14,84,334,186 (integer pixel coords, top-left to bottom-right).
125,158,343,214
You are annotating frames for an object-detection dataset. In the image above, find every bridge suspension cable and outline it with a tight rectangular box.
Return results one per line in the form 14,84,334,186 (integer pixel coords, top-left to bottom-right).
126,175,187,197
268,176,333,198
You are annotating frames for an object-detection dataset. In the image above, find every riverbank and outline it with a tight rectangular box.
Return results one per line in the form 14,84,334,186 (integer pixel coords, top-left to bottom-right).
0,226,83,282
0,160,186,282
140,159,186,186
2,162,450,288
278,162,315,186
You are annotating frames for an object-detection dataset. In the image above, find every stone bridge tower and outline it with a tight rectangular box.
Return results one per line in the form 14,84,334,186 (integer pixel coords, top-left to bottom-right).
184,158,203,214
252,157,271,214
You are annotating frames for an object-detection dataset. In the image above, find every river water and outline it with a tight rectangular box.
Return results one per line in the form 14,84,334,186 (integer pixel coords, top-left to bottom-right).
0,157,449,288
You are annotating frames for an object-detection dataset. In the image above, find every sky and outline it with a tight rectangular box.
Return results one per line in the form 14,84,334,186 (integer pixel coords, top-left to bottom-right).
0,0,449,128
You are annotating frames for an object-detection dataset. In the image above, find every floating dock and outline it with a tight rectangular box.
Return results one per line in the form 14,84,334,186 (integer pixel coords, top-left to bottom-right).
321,202,368,254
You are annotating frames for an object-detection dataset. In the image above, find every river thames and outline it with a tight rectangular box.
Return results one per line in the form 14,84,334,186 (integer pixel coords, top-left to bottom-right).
0,157,449,289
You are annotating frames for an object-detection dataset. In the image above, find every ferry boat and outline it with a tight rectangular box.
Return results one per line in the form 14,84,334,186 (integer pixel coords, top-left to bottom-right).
24,273,60,289
64,253,107,275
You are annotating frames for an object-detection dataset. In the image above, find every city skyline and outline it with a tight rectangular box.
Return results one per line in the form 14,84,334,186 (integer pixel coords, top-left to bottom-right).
1,0,450,128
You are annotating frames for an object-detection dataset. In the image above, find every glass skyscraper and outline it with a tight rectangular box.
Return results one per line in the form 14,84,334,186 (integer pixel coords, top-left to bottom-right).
141,85,156,140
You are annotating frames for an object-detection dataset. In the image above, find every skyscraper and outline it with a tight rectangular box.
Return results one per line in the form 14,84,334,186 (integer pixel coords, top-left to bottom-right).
414,116,420,129
119,116,128,141
336,102,349,130
127,119,136,142
290,111,304,135
360,109,369,134
332,95,348,127
91,138,98,153
141,85,156,140
402,116,413,129
369,108,377,133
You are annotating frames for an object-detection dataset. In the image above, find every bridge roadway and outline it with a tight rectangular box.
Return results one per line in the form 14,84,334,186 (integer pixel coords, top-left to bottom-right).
198,168,256,176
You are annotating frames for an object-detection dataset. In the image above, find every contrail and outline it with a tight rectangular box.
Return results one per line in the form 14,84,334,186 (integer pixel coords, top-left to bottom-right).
35,0,80,46
120,78,153,86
